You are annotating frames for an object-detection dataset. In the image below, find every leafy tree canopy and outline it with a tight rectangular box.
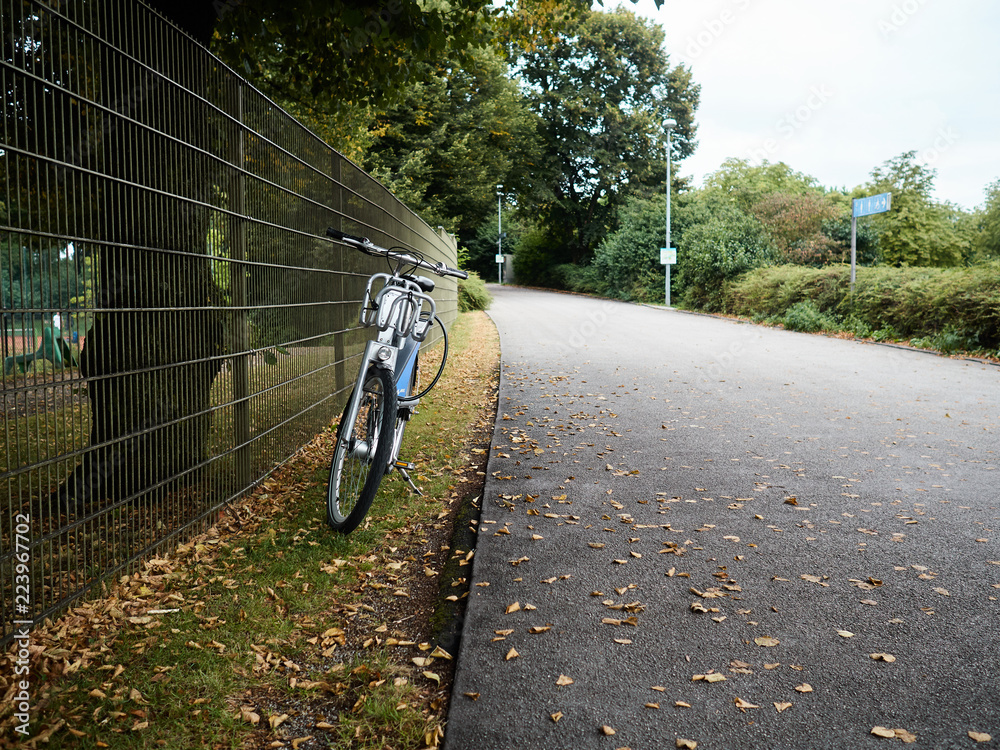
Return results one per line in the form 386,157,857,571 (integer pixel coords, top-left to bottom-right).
513,6,700,264
864,151,963,267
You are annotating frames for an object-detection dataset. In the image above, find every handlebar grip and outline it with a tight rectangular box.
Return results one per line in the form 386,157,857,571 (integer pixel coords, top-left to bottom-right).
451,268,469,280
326,227,369,244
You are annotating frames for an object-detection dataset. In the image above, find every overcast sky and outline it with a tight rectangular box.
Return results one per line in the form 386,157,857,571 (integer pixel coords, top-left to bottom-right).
606,0,1000,210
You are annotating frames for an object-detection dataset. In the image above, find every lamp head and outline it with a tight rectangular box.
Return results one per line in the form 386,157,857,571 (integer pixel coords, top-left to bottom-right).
664,118,677,131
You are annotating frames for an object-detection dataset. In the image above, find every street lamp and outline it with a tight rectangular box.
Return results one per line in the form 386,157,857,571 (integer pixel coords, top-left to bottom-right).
663,118,676,307
496,184,504,284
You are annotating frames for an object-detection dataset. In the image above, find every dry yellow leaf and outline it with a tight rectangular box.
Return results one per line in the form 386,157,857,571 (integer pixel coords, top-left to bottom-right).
894,728,917,743
837,630,854,638
505,648,519,661
795,684,813,693
269,713,289,729
870,652,896,663
550,711,563,723
505,602,521,614
734,697,760,710
754,636,780,647
774,702,792,713
676,739,698,749
871,727,895,739
423,671,440,685
600,725,616,736
556,675,574,686
463,692,480,701
675,700,692,708
645,702,660,709
969,731,992,742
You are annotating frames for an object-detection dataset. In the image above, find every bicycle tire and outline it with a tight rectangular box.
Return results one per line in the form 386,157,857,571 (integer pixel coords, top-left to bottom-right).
327,366,397,533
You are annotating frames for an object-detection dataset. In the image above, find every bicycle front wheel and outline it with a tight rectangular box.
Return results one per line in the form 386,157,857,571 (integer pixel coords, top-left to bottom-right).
327,366,397,533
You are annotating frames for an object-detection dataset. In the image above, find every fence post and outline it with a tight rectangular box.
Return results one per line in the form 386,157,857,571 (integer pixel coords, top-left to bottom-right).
229,81,252,492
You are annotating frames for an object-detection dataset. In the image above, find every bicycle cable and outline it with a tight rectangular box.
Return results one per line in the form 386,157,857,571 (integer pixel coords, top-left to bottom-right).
398,314,448,403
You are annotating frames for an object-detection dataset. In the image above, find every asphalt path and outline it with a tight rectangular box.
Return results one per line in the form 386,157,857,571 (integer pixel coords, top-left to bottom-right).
445,286,999,750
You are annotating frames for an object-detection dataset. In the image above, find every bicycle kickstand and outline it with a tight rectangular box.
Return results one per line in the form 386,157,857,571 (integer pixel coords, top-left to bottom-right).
394,461,424,496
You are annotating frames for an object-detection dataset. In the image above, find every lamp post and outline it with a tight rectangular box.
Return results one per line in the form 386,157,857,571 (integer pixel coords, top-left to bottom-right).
496,184,503,284
663,118,676,307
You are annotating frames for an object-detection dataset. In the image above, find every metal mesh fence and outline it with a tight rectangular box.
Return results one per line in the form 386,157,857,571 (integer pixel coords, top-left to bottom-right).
0,0,460,645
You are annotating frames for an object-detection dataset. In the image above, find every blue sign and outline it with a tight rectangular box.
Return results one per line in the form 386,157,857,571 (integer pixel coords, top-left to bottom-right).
853,192,892,218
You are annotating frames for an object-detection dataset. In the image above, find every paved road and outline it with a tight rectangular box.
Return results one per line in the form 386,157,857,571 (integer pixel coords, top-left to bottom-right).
445,286,999,750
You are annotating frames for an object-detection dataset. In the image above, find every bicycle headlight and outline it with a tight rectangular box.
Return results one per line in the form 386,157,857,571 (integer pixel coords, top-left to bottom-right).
376,346,392,362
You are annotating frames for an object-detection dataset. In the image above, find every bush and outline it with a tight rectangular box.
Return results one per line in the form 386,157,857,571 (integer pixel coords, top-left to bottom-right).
457,272,492,312
551,263,601,295
676,205,774,311
781,300,837,333
591,198,665,302
721,261,1000,354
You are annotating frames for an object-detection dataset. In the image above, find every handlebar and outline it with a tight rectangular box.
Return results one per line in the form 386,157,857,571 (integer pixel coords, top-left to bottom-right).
326,227,468,280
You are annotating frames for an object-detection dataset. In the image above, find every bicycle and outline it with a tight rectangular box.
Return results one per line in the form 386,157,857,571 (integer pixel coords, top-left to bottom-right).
323,227,468,533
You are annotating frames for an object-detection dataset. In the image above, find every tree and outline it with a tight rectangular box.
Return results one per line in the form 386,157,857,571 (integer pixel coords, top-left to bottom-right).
702,158,824,214
864,151,963,267
362,46,541,240
973,178,1000,263
750,192,843,265
514,6,700,270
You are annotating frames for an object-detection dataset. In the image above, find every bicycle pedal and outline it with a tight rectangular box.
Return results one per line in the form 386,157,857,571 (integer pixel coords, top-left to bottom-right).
394,460,417,471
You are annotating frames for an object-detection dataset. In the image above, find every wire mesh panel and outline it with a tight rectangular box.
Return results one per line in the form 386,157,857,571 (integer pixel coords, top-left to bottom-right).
0,0,460,645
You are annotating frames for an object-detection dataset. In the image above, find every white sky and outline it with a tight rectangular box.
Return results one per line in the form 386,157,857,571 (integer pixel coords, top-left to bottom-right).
605,0,1000,210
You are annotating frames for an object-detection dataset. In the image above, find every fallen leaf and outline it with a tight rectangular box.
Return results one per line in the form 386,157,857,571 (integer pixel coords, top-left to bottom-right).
774,702,792,713
464,692,480,701
423,671,440,685
894,728,917,743
837,630,854,638
969,731,992,742
675,700,692,708
645,702,660,709
870,653,896,663
794,684,813,693
871,727,896,739
556,674,574,686
505,648,519,661
505,602,521,614
933,587,950,596
676,739,698,749
754,636,780,647
734,697,760,710
240,707,260,725
550,711,563,723
269,713,290,729
600,725,616,736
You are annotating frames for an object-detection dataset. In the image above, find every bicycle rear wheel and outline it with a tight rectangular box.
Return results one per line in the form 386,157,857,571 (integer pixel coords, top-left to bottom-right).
327,366,397,533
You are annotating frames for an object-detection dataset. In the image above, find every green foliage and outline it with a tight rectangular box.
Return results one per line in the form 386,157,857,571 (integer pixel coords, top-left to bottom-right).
363,46,541,238
781,300,837,333
512,224,564,287
457,271,493,312
702,159,826,214
515,6,700,262
462,210,522,280
750,192,845,265
723,262,1000,354
675,203,774,311
864,151,964,267
972,178,1000,263
550,263,601,294
591,197,665,301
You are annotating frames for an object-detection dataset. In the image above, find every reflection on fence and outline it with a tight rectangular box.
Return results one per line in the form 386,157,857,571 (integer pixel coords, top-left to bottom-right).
0,0,459,645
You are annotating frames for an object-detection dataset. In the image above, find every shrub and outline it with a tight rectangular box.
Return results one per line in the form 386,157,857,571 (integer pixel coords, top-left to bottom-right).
457,272,492,312
781,300,836,333
551,263,601,295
